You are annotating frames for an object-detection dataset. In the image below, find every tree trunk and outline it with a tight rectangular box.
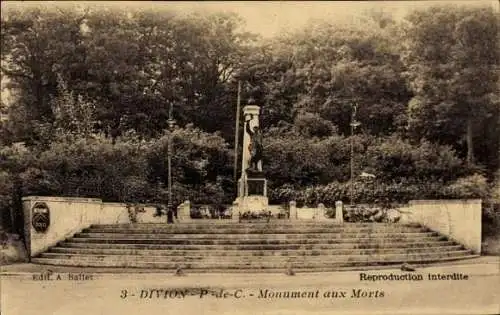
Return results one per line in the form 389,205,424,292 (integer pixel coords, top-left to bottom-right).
11,176,22,235
466,118,474,165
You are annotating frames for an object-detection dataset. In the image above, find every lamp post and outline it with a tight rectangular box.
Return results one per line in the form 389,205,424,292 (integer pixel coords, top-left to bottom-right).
350,103,361,206
166,102,176,223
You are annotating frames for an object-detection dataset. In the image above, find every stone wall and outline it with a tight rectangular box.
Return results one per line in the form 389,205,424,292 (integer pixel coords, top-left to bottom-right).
293,203,331,221
403,199,482,254
289,199,481,252
267,205,286,216
296,206,318,220
22,195,482,257
23,196,165,257
101,203,164,224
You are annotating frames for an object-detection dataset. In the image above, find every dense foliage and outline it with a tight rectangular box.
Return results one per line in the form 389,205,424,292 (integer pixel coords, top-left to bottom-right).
1,4,499,232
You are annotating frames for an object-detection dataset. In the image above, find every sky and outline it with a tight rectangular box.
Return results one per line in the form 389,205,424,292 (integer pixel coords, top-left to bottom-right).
166,1,499,38
2,1,498,38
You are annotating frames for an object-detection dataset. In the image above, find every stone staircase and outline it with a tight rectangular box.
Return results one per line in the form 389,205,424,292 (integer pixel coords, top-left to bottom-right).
31,222,478,272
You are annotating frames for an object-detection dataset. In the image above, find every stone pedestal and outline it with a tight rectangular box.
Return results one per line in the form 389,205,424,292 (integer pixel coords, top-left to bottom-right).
238,176,267,198
335,201,344,223
234,195,269,214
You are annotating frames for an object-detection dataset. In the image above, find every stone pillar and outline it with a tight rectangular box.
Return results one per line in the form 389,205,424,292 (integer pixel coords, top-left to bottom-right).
335,201,344,223
289,201,297,220
177,200,192,222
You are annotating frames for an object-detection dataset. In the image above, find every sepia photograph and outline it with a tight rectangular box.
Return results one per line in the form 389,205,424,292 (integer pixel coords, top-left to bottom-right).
0,1,499,314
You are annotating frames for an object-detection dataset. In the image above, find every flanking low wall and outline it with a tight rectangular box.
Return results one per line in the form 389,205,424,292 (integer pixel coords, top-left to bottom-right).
267,205,286,216
291,203,333,222
296,206,327,220
23,196,164,257
402,199,482,254
102,203,164,224
288,199,481,253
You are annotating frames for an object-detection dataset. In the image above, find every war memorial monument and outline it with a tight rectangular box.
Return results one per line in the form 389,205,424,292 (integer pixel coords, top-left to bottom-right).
17,103,482,271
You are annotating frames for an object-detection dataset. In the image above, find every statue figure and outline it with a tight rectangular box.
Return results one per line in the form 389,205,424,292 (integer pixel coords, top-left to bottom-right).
245,114,263,172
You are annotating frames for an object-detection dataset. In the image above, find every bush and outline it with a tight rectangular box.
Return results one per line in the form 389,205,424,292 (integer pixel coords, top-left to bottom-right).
343,205,389,223
363,136,467,181
145,125,234,204
269,176,489,206
240,210,273,221
263,133,337,187
0,126,235,233
482,170,500,240
264,133,473,192
293,111,337,138
190,204,231,219
443,174,490,199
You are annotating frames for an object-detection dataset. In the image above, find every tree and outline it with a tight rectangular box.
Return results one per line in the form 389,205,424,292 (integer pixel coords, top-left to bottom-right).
402,5,499,170
156,12,256,140
146,124,234,204
1,5,256,142
236,16,411,136
50,76,97,139
1,5,91,144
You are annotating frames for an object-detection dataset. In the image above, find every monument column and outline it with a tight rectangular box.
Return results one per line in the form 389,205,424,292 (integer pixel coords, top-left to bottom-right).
239,105,261,196
235,105,268,214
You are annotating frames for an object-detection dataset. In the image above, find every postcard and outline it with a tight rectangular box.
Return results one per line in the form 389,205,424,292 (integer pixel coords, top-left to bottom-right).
1,1,499,314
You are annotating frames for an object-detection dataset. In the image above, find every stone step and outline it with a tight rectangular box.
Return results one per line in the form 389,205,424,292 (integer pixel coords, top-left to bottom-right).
84,226,427,234
32,253,476,270
58,240,457,250
90,222,423,229
73,232,438,240
66,236,446,245
49,244,465,256
33,220,475,271
39,250,472,262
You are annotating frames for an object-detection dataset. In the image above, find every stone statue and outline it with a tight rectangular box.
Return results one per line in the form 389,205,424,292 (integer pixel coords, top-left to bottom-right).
245,114,263,172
